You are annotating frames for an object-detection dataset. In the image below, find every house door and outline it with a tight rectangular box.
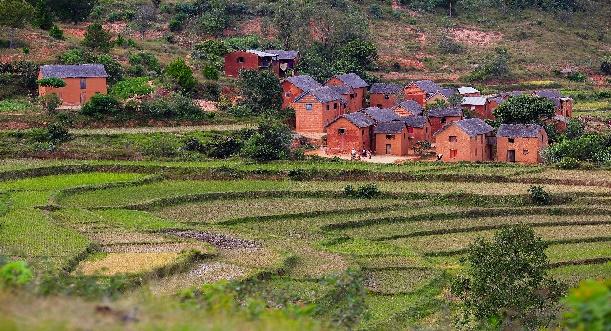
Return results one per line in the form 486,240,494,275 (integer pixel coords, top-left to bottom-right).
386,144,392,155
507,150,516,162
80,92,87,105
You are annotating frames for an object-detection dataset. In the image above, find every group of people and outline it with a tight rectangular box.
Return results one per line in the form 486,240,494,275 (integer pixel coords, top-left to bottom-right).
351,148,372,160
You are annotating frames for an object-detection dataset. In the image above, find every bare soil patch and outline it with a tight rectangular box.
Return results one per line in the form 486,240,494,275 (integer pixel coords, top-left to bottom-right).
451,28,502,47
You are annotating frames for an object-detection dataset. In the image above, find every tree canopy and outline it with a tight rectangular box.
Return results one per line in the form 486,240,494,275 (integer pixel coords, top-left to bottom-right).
237,70,282,115
493,95,556,124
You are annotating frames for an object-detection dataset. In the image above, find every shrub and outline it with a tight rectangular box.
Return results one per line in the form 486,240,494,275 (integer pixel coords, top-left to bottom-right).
81,94,122,117
344,183,380,199
451,225,564,327
237,70,282,114
317,269,367,329
192,40,228,61
493,95,555,124
169,13,187,32
542,133,611,165
182,137,203,152
165,58,197,92
110,77,153,99
0,260,33,289
528,185,550,205
37,77,65,88
562,280,610,331
198,82,220,101
128,52,162,76
82,23,112,52
556,156,580,169
241,120,292,161
368,4,384,19
202,64,220,80
39,93,61,113
202,135,243,158
567,71,586,82
468,47,511,81
601,55,611,75
49,25,64,40
438,35,464,54
140,93,206,120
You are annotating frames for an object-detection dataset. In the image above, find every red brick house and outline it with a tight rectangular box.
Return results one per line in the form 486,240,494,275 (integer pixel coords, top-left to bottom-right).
369,83,403,109
434,118,495,162
458,86,481,97
402,115,433,145
428,106,463,136
496,124,548,164
393,100,423,117
403,80,440,106
426,88,458,105
326,111,376,154
38,64,108,107
265,50,299,78
533,89,574,118
326,73,369,112
374,121,410,156
461,96,495,120
224,50,280,78
281,75,322,109
294,86,346,133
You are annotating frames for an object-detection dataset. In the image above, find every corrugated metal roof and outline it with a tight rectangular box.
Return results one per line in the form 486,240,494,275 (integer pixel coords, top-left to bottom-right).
246,50,278,58
285,75,322,92
462,96,487,106
458,86,479,94
374,121,406,134
497,124,544,138
265,50,299,60
40,64,108,78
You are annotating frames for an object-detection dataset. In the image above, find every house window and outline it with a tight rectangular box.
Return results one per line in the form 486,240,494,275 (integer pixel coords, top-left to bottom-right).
426,127,428,133
386,134,394,140
441,117,447,124
237,57,245,63
523,149,529,155
338,128,346,135
508,138,515,143
384,95,390,100
408,127,414,134
306,104,313,111
285,92,292,97
449,136,457,142
326,104,330,111
450,149,458,158
80,78,87,89
334,103,338,109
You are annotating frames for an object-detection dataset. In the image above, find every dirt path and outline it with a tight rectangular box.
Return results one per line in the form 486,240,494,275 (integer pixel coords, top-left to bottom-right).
69,124,255,135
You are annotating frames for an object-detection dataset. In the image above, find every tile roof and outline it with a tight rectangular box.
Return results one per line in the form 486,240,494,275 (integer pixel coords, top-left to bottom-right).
343,111,376,128
410,80,440,95
374,121,406,134
534,89,562,99
331,85,354,95
454,118,494,137
285,75,322,92
500,91,527,98
295,86,344,103
428,106,463,118
396,100,423,116
497,124,544,138
437,87,458,98
462,96,487,106
246,50,278,58
362,107,401,122
458,86,479,95
369,83,403,94
401,115,428,128
265,50,299,60
333,73,369,88
40,64,108,78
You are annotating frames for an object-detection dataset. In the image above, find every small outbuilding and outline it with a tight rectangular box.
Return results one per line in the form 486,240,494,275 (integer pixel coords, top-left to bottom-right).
369,83,403,109
38,64,108,107
374,121,410,156
434,118,494,162
224,50,280,78
265,50,299,78
326,111,376,154
294,86,346,133
326,73,369,112
496,124,548,164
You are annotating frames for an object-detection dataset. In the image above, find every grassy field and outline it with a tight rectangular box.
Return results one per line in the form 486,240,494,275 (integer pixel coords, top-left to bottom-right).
0,159,609,329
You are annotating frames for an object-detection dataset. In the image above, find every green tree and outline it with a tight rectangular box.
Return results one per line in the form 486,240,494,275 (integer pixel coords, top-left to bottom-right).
0,0,34,48
82,23,112,52
133,4,155,39
469,47,511,81
33,0,53,30
273,0,309,49
335,39,378,77
241,120,292,161
562,280,610,331
492,95,555,124
81,94,122,117
237,70,282,114
317,269,368,329
164,58,197,92
601,55,611,75
0,260,33,289
49,0,96,23
451,225,564,327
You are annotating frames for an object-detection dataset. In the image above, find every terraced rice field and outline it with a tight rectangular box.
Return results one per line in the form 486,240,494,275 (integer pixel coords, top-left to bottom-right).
0,160,609,329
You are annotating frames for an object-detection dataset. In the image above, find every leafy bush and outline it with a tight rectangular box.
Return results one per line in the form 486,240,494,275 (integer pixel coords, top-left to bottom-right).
202,64,220,80
110,77,153,99
241,120,292,161
165,58,197,92
528,185,550,205
367,4,384,19
81,94,122,117
317,269,368,329
468,47,511,81
0,260,33,289
140,93,207,120
39,93,61,113
237,70,282,114
562,280,610,331
192,40,228,61
451,225,564,327
344,183,381,199
49,25,64,40
37,77,65,88
601,55,611,75
556,156,580,169
169,12,187,32
438,35,464,54
492,95,555,124
542,133,611,165
566,71,586,82
82,23,112,52
202,135,243,158
128,52,162,76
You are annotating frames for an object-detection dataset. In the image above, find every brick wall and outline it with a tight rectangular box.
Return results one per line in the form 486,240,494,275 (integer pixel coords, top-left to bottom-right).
281,81,304,109
370,93,400,109
429,115,462,138
375,129,410,156
39,75,107,106
294,95,344,133
435,125,492,162
403,86,426,106
326,78,366,112
497,131,548,164
326,118,371,154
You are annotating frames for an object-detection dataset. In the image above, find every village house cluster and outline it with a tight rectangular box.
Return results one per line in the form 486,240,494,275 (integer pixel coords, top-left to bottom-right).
284,73,570,164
